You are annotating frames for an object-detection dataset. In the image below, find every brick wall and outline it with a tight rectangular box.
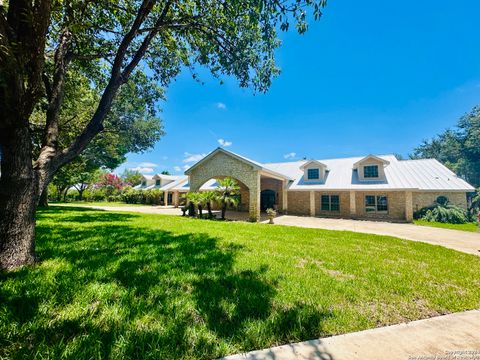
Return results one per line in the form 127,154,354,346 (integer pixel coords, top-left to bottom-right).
287,191,310,215
315,191,351,218
354,191,406,221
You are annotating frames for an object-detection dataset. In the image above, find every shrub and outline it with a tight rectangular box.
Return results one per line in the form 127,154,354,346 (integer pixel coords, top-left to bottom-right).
144,189,163,205
122,187,144,204
415,203,470,224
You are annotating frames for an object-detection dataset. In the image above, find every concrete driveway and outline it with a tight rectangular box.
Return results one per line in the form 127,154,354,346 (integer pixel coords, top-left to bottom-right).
269,215,480,256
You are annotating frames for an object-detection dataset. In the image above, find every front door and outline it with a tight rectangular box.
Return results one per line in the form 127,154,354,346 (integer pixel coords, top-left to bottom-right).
261,189,276,211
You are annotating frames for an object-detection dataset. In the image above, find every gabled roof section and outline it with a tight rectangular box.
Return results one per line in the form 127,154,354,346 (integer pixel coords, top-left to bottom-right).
184,147,262,175
141,174,154,181
184,147,292,180
352,155,390,168
299,160,328,170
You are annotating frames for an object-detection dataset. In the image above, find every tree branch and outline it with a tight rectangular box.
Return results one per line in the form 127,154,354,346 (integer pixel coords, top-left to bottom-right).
50,0,158,173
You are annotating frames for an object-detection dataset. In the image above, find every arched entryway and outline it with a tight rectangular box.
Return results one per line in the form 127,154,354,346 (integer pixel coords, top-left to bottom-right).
261,189,276,211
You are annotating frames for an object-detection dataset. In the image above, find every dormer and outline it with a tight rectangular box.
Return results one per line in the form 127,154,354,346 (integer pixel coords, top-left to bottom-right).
353,155,390,181
300,160,328,182
140,175,155,187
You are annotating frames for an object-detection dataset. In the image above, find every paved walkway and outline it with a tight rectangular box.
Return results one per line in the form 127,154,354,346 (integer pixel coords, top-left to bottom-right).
55,204,480,256
271,216,480,256
221,310,480,360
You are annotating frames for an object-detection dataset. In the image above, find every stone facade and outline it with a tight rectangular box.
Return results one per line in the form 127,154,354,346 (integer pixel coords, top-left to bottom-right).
187,151,261,221
412,191,467,213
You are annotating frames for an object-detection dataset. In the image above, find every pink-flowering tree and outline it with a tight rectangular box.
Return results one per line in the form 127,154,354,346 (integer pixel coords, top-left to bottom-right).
96,173,125,197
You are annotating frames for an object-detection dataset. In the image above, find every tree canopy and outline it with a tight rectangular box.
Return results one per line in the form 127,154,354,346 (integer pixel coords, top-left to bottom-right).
0,0,327,269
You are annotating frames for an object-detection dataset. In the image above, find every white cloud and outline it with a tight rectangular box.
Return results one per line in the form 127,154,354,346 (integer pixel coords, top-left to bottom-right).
217,138,232,147
173,166,182,172
183,152,207,163
216,102,226,110
283,152,297,159
129,167,155,173
183,165,190,170
138,162,158,167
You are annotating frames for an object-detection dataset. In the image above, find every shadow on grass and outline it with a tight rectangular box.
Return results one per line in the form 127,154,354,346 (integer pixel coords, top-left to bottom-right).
0,207,334,360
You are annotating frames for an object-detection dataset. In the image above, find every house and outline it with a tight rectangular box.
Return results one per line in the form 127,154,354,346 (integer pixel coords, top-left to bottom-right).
175,147,474,222
133,173,218,206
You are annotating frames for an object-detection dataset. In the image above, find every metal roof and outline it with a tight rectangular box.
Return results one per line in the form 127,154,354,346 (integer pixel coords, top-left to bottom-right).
264,155,474,191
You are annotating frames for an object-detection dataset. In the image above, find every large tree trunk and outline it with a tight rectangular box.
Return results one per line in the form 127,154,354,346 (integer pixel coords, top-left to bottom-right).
0,126,39,270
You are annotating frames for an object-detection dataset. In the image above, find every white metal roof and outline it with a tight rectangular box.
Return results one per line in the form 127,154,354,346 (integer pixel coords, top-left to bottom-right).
264,155,474,191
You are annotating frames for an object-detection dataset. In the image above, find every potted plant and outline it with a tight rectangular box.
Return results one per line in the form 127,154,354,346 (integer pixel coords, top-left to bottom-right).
266,208,276,224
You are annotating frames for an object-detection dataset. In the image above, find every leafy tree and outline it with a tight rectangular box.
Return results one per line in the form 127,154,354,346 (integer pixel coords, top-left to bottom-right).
0,0,326,269
96,173,125,197
411,106,480,187
160,170,171,175
216,178,240,220
121,169,144,186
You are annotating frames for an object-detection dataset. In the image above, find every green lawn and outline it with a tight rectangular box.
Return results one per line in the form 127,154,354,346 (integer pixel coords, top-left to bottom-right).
414,219,479,232
2,207,480,359
50,201,147,207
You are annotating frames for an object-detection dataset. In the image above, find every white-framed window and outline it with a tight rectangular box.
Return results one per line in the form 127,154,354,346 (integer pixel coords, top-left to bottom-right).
307,168,320,180
155,179,161,186
141,181,147,186
364,165,379,178
365,195,388,213
321,195,340,211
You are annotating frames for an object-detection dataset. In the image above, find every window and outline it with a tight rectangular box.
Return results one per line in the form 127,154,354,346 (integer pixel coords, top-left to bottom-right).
307,168,320,180
436,196,448,205
321,195,340,211
365,195,388,213
364,165,379,178
155,179,161,186
141,181,147,186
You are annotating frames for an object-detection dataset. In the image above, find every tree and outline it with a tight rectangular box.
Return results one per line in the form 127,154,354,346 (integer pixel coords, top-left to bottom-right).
96,173,125,197
186,192,203,217
216,178,240,220
160,170,171,175
201,191,217,218
121,169,143,186
0,0,326,269
411,106,480,187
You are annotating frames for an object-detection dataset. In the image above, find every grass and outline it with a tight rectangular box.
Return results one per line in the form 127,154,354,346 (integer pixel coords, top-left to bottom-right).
1,206,480,359
414,219,479,232
51,201,147,207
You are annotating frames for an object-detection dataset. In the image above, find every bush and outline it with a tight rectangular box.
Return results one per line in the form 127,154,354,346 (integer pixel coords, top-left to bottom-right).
121,187,144,204
415,203,470,224
144,189,163,205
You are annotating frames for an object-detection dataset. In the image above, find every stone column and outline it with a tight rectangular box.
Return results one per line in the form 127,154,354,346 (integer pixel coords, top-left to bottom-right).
309,191,315,217
164,191,169,206
282,179,288,214
173,192,179,207
405,191,413,222
350,190,356,218
249,172,261,222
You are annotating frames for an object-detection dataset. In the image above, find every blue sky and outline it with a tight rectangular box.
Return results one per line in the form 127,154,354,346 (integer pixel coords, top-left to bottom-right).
116,0,480,175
